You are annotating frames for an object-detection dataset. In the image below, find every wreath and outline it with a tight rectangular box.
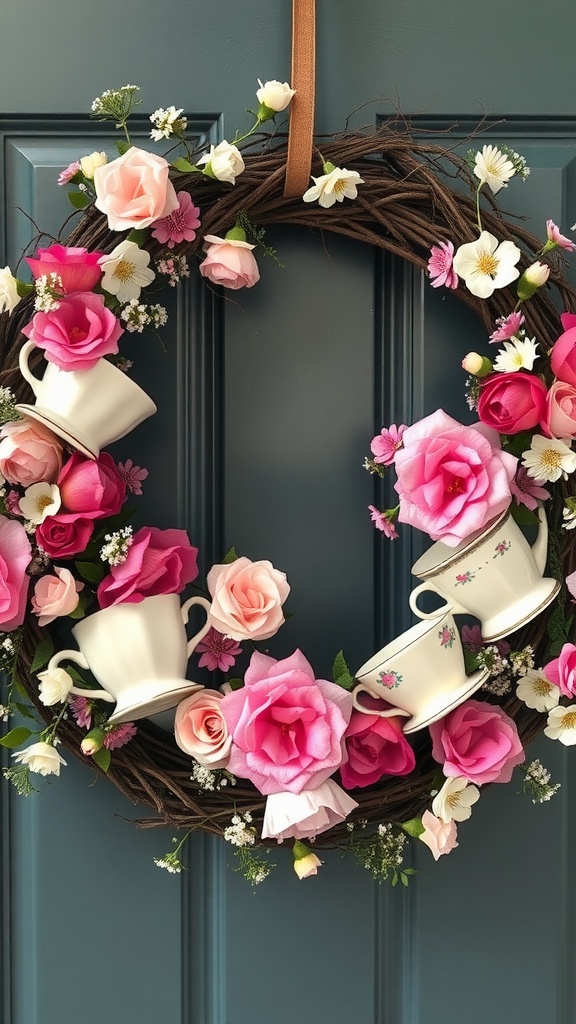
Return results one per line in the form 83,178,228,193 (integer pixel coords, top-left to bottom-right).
1,80,576,885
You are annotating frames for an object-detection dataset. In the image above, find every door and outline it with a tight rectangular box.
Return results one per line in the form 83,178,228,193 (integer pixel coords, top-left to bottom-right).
2,3,576,1023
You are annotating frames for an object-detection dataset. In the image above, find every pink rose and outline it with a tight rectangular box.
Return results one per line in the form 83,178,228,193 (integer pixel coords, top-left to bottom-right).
25,244,104,294
551,318,576,387
22,292,123,371
206,557,290,642
0,516,32,630
419,810,458,861
174,689,231,768
93,147,179,232
221,649,352,795
0,418,63,486
477,372,548,434
199,235,260,290
97,526,199,608
429,699,525,785
261,780,359,841
58,452,126,520
35,515,94,559
393,409,517,547
541,379,576,439
543,643,576,698
31,566,83,626
340,703,415,789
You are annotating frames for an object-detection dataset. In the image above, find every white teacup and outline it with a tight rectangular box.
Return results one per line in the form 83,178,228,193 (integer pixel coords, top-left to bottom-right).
409,506,560,642
46,593,211,724
16,340,157,459
352,612,488,734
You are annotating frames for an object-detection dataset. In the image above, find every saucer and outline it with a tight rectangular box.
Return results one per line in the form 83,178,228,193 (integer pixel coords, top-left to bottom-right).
15,404,98,460
106,680,204,725
403,667,490,734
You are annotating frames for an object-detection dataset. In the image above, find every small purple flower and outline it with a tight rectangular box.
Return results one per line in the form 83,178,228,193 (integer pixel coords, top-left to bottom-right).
489,312,525,343
510,465,550,511
370,424,406,466
104,722,137,750
5,490,22,517
151,191,201,249
461,623,510,658
117,459,148,496
58,161,81,186
427,241,458,289
196,627,242,672
69,695,92,730
368,505,399,539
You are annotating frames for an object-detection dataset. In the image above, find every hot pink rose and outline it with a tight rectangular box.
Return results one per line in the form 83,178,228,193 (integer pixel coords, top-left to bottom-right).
97,526,199,608
25,244,104,293
174,689,231,768
340,703,415,789
22,292,123,372
31,566,83,626
477,371,548,434
543,643,576,698
58,452,126,520
206,557,290,642
551,315,576,387
35,514,94,559
429,699,525,785
221,649,352,796
0,516,32,630
0,418,63,486
261,780,359,841
541,379,576,438
199,235,260,290
93,147,179,231
393,409,517,546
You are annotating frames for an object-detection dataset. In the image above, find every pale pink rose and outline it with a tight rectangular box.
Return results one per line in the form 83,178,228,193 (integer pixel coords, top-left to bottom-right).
174,689,231,768
541,379,576,439
419,810,458,860
199,235,260,290
31,566,84,626
97,526,199,607
207,556,290,642
543,643,576,699
393,409,517,546
261,780,359,841
58,452,126,520
430,699,525,785
0,418,63,486
25,244,104,293
93,147,179,231
0,515,32,630
221,650,352,795
22,292,123,371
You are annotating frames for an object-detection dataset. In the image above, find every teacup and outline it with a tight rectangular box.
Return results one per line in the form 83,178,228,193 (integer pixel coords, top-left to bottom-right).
46,593,211,724
352,612,488,734
16,340,157,459
409,506,560,642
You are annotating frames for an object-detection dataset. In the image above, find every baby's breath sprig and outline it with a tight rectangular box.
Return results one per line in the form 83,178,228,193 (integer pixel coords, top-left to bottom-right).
91,85,141,146
2,763,38,796
154,829,193,874
233,846,276,887
343,821,413,885
520,759,561,803
0,386,19,426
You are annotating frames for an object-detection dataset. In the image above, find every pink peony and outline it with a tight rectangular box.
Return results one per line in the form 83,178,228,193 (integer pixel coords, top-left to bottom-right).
430,699,525,785
370,423,406,465
550,317,576,388
419,810,458,860
35,514,94,559
477,371,548,435
261,779,358,841
541,379,576,439
25,244,104,293
196,627,242,671
174,689,232,768
97,526,199,608
199,235,260,290
206,556,290,642
0,418,63,486
427,241,458,289
151,191,201,248
543,643,576,699
31,566,83,626
393,409,517,547
220,649,353,795
0,516,32,630
93,147,179,232
58,452,126,520
22,292,123,371
340,703,415,789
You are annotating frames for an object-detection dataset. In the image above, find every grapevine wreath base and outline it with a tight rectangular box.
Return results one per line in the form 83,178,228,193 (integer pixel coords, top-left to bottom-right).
2,121,576,850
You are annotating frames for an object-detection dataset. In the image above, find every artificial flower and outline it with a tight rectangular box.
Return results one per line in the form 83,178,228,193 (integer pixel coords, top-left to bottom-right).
31,567,83,627
117,459,148,496
207,556,290,642
196,627,242,671
149,106,186,141
340,702,415,789
69,695,92,730
461,352,493,376
521,434,576,483
543,644,576,699
473,145,515,193
517,261,550,301
36,666,74,705
477,371,547,434
430,699,525,785
256,79,295,115
35,514,94,560
509,465,550,511
79,151,108,179
544,705,576,745
12,740,66,776
19,482,61,524
81,729,105,755
516,668,560,712
489,311,525,343
431,776,480,823
97,526,199,607
452,231,521,299
368,505,399,539
302,164,364,208
93,146,178,230
57,161,81,186
98,240,156,303
26,244,105,294
197,141,245,184
427,241,458,289
370,423,406,465
0,267,20,314
199,234,260,290
0,516,32,630
151,190,200,248
292,841,322,879
541,380,576,440
419,810,458,860
261,779,358,840
58,452,126,520
22,291,123,371
0,418,63,487
174,689,231,768
103,722,138,750
544,219,576,253
493,336,539,373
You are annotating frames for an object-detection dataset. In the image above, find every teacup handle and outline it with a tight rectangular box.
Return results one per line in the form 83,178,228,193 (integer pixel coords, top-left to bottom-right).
18,340,43,399
409,582,462,620
181,596,212,657
46,649,116,703
351,683,411,719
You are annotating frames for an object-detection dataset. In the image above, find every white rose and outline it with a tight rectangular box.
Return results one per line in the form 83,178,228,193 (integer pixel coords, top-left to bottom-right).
198,141,245,184
80,151,108,179
37,667,74,706
12,740,66,776
0,266,19,314
256,79,295,113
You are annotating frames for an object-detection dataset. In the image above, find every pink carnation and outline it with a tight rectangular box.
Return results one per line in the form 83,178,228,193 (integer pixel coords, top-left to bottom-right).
22,292,123,371
26,244,104,293
430,699,525,785
427,241,458,289
543,643,576,699
151,191,201,248
97,526,199,608
0,516,32,630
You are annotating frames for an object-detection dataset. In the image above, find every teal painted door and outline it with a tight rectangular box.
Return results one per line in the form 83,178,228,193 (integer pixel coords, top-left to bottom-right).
2,4,576,1023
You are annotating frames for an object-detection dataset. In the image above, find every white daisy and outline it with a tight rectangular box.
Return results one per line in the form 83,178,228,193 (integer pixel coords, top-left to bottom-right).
432,776,480,823
19,482,61,525
98,240,155,303
522,434,576,483
516,668,560,713
452,231,521,299
474,145,516,193
493,336,539,373
303,165,364,208
544,705,576,745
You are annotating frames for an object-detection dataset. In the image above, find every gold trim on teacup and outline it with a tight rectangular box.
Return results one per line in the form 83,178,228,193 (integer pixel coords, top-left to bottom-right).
413,509,509,579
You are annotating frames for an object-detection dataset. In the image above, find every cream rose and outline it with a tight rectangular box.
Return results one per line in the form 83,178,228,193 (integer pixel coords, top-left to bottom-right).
12,741,66,776
256,79,295,113
80,150,108,179
207,557,290,641
197,141,245,184
0,266,19,314
174,689,231,768
37,666,74,706
93,147,178,231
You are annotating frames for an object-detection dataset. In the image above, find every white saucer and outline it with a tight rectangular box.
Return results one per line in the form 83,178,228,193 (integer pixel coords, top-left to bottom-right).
106,680,204,725
15,404,98,460
403,667,490,734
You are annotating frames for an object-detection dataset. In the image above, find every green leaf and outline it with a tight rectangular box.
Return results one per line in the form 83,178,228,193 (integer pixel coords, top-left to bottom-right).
30,637,55,674
92,746,111,773
74,560,106,584
222,546,239,565
510,503,539,527
331,650,355,690
68,190,90,210
226,678,245,691
0,726,33,748
126,228,148,247
172,156,196,172
116,139,131,156
15,280,34,299
14,702,37,720
400,817,425,838
464,650,480,675
503,430,533,458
